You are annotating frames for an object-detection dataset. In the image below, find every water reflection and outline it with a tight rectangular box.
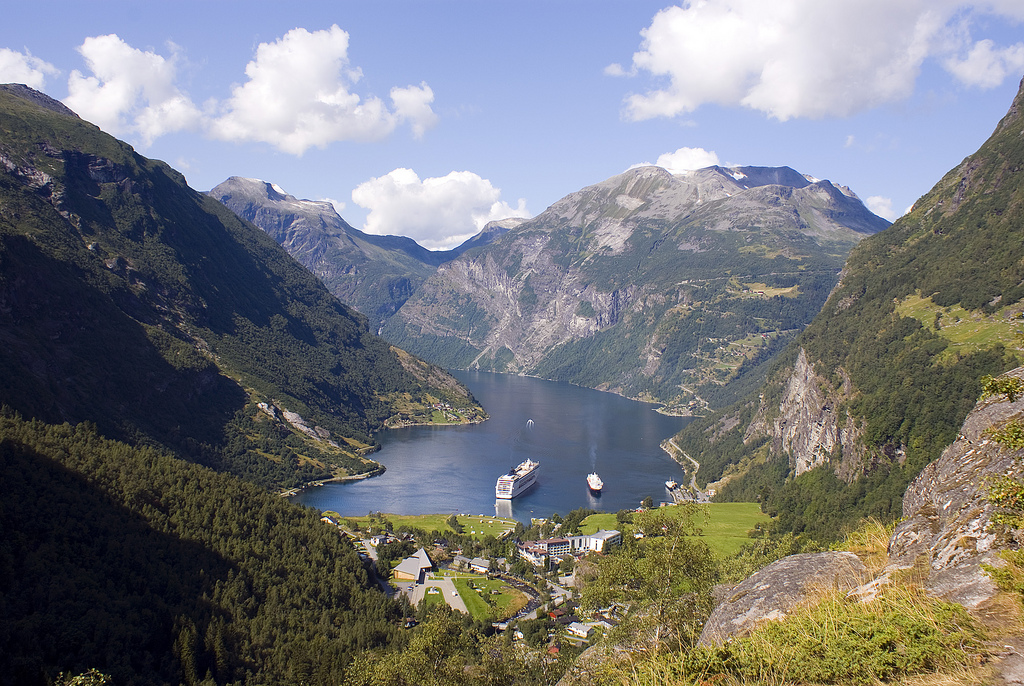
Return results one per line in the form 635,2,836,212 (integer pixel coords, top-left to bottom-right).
290,371,693,523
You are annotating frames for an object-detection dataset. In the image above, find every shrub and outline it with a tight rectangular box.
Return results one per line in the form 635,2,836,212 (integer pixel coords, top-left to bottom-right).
678,586,983,685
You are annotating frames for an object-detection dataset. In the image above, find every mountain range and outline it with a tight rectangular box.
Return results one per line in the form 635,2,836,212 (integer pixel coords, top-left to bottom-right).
209,176,518,330
381,163,889,410
214,164,889,412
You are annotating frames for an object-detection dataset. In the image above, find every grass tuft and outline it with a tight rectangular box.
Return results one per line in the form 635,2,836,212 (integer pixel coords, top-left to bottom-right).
607,585,985,686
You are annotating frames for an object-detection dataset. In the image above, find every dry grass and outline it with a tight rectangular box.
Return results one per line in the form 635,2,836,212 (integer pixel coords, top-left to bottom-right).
600,573,987,686
836,517,895,576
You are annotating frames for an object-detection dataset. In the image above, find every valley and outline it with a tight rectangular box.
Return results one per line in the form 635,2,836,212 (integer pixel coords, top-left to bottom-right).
4,68,1024,685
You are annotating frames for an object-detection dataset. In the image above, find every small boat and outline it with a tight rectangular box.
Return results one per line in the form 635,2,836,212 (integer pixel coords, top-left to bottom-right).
665,479,678,490
587,472,604,493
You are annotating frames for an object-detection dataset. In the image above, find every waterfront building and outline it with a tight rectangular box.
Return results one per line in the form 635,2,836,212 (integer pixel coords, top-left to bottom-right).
516,529,622,567
393,548,434,583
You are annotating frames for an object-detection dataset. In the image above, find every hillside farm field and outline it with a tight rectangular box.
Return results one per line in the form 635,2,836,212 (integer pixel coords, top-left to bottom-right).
341,512,517,539
581,502,769,558
897,293,1024,359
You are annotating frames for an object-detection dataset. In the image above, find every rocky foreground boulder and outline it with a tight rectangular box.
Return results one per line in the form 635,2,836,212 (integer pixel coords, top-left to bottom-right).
697,551,868,646
886,366,1024,607
700,367,1024,645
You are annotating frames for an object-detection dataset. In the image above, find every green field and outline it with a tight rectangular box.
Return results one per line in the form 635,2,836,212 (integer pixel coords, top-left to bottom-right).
452,576,528,622
420,585,446,612
580,502,768,558
341,512,517,539
897,293,1024,360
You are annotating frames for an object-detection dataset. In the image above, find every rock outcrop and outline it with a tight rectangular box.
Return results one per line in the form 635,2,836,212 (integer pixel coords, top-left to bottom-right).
699,368,1024,645
697,551,868,646
886,367,1024,608
743,348,865,478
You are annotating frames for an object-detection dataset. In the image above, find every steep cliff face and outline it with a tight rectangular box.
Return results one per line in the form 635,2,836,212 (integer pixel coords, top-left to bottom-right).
700,368,1024,651
743,348,864,477
888,367,1024,607
386,165,887,409
677,78,1024,537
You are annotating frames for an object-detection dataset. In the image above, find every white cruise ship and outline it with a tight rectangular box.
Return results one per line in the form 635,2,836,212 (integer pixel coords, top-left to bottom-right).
495,459,540,499
587,472,604,493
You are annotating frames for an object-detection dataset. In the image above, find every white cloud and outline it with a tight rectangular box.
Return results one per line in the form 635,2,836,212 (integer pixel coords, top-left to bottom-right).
865,195,899,222
0,48,58,90
352,168,530,250
321,197,346,215
618,1,1024,122
655,146,720,173
64,35,202,146
209,25,437,154
945,39,1024,89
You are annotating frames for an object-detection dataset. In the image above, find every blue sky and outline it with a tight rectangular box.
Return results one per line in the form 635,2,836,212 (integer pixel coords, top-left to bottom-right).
2,1,1023,248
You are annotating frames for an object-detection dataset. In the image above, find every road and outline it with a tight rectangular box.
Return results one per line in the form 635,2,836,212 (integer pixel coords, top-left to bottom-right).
408,575,468,614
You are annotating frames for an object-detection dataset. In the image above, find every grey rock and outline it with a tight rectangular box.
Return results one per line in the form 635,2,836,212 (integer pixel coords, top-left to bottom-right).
697,551,867,646
386,164,887,407
887,366,1024,607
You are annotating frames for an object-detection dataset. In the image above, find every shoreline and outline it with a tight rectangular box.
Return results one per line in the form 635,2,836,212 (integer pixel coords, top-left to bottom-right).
283,414,488,497
280,464,386,497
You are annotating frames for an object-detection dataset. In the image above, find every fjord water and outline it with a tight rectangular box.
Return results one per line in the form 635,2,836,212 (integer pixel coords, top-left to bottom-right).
290,370,693,523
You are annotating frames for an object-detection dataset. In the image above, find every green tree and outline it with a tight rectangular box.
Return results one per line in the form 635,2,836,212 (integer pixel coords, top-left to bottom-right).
345,608,473,686
580,505,718,651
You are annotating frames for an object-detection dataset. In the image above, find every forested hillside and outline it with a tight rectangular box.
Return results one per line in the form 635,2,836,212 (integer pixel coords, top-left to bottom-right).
677,77,1024,541
0,84,483,489
0,410,408,685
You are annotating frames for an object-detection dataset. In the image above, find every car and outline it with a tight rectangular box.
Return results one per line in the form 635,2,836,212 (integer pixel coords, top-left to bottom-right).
452,590,458,596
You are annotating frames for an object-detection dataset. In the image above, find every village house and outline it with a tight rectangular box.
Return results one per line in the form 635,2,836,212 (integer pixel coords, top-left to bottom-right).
392,548,434,584
566,622,593,639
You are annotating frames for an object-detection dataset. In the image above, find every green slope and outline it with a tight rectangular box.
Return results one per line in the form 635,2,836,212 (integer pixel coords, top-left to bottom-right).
0,85,483,488
0,411,405,685
676,78,1024,540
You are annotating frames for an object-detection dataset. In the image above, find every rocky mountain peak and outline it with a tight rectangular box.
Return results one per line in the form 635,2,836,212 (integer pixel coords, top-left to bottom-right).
706,165,811,191
996,74,1024,134
0,83,79,118
210,176,345,229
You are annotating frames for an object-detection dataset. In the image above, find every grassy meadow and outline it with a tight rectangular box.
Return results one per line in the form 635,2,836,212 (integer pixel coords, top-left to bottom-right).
580,502,769,558
897,293,1024,360
341,512,517,539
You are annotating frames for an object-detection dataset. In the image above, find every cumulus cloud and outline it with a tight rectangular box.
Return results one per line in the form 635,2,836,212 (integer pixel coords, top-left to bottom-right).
209,25,437,154
352,168,530,250
0,48,59,90
865,195,899,222
616,0,1024,122
655,146,720,173
64,35,202,146
945,39,1024,89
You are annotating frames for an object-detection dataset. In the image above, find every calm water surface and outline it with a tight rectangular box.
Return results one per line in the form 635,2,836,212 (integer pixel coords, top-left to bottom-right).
290,371,693,523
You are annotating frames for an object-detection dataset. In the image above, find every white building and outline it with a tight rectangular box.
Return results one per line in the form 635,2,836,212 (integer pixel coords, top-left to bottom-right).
567,622,593,638
517,529,622,567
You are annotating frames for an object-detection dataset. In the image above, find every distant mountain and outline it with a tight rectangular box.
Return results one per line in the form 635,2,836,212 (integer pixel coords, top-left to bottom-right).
0,85,484,489
383,164,889,410
209,177,517,329
676,77,1024,540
